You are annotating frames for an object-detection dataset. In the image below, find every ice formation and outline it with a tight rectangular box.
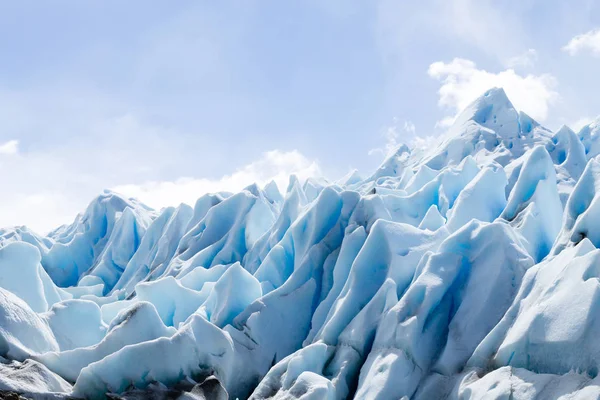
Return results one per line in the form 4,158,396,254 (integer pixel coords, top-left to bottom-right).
2,88,600,399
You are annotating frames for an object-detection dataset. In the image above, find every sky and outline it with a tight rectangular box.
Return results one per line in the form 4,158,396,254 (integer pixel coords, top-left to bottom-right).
0,0,599,233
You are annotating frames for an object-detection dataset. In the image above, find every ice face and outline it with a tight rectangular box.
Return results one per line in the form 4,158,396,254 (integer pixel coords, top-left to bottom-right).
0,88,600,399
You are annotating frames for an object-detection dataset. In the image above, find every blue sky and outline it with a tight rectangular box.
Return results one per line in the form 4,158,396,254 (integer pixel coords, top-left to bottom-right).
0,0,599,232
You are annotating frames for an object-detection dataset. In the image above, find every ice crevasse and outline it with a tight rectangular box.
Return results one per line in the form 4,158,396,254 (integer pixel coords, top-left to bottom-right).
2,88,600,399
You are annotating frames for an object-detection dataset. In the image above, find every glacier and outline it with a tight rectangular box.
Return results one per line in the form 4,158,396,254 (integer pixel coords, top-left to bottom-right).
1,88,600,399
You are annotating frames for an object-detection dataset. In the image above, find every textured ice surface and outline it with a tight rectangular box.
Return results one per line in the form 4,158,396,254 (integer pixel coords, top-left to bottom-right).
1,88,600,399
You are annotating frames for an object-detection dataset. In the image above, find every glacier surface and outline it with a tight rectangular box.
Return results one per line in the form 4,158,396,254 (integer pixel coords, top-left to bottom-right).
1,88,600,399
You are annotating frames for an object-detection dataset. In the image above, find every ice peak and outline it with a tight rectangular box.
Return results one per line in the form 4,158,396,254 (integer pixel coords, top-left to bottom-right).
369,143,411,180
555,124,576,136
553,157,600,254
484,87,511,102
451,87,520,139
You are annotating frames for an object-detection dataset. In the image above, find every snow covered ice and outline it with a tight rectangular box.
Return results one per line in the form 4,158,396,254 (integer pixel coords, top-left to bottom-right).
2,88,600,399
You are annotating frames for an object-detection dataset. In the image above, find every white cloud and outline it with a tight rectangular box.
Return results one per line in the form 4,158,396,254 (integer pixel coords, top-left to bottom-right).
570,116,594,132
112,150,321,209
0,106,220,234
563,29,600,57
0,149,95,234
506,49,538,69
0,140,19,155
0,112,321,234
435,116,456,129
428,58,558,125
403,120,416,136
411,135,438,150
367,117,437,155
369,119,418,158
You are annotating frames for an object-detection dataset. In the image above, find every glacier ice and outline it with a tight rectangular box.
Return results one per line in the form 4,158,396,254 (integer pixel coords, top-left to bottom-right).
34,301,176,383
2,88,600,399
0,357,72,398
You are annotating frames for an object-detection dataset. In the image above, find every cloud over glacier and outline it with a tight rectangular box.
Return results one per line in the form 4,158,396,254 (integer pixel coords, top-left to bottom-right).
428,58,558,127
112,149,321,209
